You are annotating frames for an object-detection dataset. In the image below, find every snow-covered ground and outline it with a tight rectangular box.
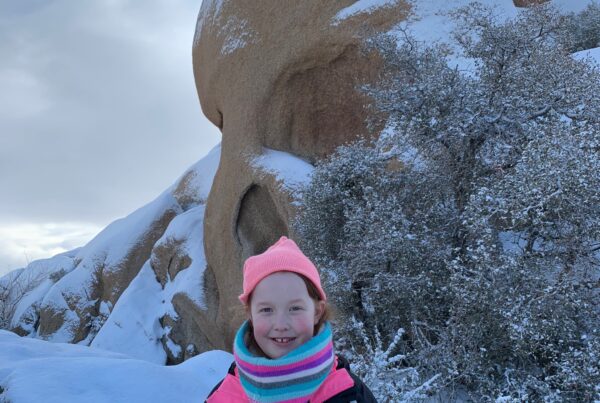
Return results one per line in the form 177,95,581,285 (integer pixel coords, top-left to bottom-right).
0,330,232,403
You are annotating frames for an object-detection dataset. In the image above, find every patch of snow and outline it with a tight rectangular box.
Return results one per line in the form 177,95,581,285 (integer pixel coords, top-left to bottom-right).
220,16,255,55
164,329,183,358
395,1,517,71
2,254,75,331
333,0,399,23
194,0,226,46
174,143,221,205
10,279,52,329
90,263,166,364
91,205,209,364
194,0,256,54
499,231,528,254
33,189,180,343
0,330,232,403
79,190,181,272
161,204,208,309
573,46,600,65
388,0,597,71
551,0,596,13
251,148,315,193
4,143,221,354
404,0,596,46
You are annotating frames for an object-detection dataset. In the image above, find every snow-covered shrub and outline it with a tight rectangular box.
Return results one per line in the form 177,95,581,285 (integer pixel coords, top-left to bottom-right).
0,269,44,330
297,141,454,341
345,317,440,401
562,2,600,52
296,3,600,401
448,122,600,401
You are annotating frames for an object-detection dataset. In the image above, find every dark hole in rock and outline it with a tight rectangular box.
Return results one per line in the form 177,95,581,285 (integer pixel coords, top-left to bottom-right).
236,184,288,261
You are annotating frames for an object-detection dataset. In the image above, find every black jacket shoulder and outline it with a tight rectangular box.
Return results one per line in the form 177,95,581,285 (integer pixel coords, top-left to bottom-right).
326,355,378,403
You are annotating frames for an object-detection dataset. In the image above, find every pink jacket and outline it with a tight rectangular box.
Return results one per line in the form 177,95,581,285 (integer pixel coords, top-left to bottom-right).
206,356,357,403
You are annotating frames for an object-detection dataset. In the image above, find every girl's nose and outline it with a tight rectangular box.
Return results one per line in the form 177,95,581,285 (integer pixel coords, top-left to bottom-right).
273,313,290,330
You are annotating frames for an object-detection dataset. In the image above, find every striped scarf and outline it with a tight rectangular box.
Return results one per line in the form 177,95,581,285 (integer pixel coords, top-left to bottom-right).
233,321,334,403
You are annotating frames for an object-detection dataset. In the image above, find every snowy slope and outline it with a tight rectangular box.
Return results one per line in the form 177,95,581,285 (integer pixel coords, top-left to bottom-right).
2,144,221,355
91,204,210,363
37,189,181,344
0,329,232,403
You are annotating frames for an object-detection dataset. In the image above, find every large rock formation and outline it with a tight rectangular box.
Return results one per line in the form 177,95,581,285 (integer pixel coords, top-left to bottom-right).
192,0,410,348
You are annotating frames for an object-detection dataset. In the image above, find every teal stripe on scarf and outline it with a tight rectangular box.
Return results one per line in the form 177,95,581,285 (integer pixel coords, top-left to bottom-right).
233,321,334,403
234,321,332,364
240,377,326,402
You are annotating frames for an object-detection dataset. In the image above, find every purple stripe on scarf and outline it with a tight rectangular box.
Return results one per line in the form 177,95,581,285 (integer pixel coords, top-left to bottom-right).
238,345,333,378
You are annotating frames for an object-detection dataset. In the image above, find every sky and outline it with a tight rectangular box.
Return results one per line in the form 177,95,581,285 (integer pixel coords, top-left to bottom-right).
0,0,220,275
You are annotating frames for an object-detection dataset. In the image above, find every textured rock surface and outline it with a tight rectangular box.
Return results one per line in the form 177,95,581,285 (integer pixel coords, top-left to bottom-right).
193,0,410,349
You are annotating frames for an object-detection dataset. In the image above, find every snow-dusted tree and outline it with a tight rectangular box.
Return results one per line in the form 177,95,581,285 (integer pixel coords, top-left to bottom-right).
561,1,600,52
296,3,600,401
448,121,600,400
296,140,455,341
0,269,44,331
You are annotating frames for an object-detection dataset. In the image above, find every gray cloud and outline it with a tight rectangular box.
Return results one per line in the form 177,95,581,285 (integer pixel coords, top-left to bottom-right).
0,0,220,272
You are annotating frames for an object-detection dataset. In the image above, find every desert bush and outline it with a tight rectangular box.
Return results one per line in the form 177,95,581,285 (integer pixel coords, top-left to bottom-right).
296,3,600,401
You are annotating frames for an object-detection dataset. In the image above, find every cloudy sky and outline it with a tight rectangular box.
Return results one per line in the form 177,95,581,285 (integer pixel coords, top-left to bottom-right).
0,0,220,275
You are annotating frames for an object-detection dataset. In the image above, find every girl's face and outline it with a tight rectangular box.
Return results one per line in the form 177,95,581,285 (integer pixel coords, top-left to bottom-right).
249,272,325,359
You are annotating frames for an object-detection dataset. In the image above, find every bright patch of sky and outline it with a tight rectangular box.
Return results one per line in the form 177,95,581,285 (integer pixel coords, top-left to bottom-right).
0,0,221,275
0,222,101,274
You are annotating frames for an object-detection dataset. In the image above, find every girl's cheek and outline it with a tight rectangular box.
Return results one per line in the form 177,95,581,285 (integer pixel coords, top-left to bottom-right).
252,317,270,335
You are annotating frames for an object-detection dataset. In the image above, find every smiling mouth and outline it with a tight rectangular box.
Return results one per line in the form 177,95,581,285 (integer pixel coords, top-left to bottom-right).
272,337,296,344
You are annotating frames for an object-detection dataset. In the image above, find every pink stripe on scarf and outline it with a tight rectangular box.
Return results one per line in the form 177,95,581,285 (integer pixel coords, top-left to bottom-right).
234,341,333,375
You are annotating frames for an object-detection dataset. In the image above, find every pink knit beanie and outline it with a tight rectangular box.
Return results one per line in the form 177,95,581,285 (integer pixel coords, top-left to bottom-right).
239,236,326,304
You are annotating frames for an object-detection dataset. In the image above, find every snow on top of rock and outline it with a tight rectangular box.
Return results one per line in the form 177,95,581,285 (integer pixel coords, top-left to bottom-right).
220,16,255,55
251,148,314,192
552,0,596,13
405,0,597,44
89,146,221,362
193,0,255,55
11,280,52,331
90,262,166,363
79,191,180,271
159,205,208,308
2,253,75,329
174,143,221,206
3,143,221,346
29,189,181,344
194,0,226,46
333,0,400,23
0,329,232,403
367,0,598,71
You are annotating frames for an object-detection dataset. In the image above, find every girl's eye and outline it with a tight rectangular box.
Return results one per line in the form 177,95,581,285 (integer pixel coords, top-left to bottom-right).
259,307,272,313
290,306,303,311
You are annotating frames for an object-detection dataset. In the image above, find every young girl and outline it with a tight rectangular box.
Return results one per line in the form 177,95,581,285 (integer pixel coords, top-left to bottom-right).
206,236,377,403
